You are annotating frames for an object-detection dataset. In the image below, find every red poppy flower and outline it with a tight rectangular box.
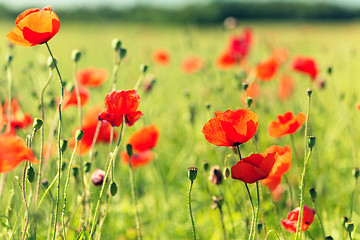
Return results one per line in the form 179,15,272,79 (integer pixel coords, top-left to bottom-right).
292,56,318,80
62,86,90,109
76,67,109,87
268,111,306,138
182,56,205,74
0,132,39,173
70,106,116,155
255,57,279,81
0,105,4,131
281,205,315,233
228,28,253,60
261,145,291,191
231,153,276,183
91,168,106,186
152,49,170,65
98,90,143,127
127,124,160,151
120,150,153,168
3,99,33,132
6,6,60,47
278,74,295,100
216,52,237,70
202,109,258,147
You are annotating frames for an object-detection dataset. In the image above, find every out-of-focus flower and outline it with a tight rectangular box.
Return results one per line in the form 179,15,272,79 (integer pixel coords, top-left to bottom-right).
292,56,318,80
6,6,60,47
0,132,39,173
202,109,258,147
91,168,106,186
255,56,279,81
62,86,90,109
268,111,306,138
76,67,109,87
3,99,32,132
152,49,170,65
240,82,260,107
181,56,205,74
271,47,288,64
223,17,238,30
281,205,315,233
278,74,295,100
98,90,143,127
209,165,223,185
231,153,276,183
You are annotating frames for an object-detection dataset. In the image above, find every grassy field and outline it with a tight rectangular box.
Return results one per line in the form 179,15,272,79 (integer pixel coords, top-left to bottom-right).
0,19,360,239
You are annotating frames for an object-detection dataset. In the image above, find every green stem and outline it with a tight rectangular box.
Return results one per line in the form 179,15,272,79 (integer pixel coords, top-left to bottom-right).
252,182,260,240
61,140,79,239
290,134,300,167
21,161,29,240
45,42,64,240
6,60,12,133
312,201,326,238
265,230,281,240
134,71,146,91
38,174,59,209
89,121,125,239
129,157,142,240
283,175,294,209
188,181,196,240
219,206,227,240
244,183,255,240
350,179,358,220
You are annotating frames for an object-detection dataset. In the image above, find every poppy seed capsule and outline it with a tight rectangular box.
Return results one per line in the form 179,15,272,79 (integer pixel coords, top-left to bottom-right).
188,166,198,182
309,188,317,201
27,166,36,183
60,139,68,153
353,167,359,179
307,88,313,97
308,135,316,149
209,165,223,185
110,181,118,196
91,169,106,186
33,118,43,131
247,97,253,108
75,129,84,141
71,49,82,62
119,48,127,59
112,38,122,51
47,56,57,69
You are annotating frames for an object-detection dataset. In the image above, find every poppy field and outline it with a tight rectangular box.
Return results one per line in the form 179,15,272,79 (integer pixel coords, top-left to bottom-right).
0,7,360,240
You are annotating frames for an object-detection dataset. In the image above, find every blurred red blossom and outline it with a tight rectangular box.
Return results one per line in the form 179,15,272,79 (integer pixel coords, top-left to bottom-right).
255,56,279,81
76,67,109,87
3,99,32,132
268,111,306,138
62,86,90,109
292,56,318,80
281,205,315,233
181,56,205,74
278,74,295,100
152,49,171,65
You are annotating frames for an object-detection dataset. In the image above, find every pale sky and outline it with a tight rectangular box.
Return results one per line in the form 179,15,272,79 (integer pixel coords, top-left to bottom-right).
1,0,360,10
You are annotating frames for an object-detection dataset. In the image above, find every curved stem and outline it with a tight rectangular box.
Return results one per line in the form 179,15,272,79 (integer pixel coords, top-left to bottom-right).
188,181,196,240
265,230,281,240
312,201,326,238
38,174,59,209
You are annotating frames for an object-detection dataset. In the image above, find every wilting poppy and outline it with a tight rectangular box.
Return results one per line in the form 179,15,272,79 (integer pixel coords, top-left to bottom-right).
0,132,39,173
152,49,170,65
268,111,306,138
281,205,315,233
181,56,205,74
120,124,160,167
231,153,276,184
98,90,143,127
76,67,109,87
261,145,291,191
6,6,60,47
202,109,258,147
292,56,318,80
278,74,295,100
91,168,106,186
62,86,90,109
209,165,223,185
255,57,279,81
70,106,116,155
3,99,33,132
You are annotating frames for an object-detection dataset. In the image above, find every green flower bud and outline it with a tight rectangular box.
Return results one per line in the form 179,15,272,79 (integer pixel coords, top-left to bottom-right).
203,161,209,171
223,167,231,180
41,179,49,188
140,64,148,73
112,38,122,51
72,164,80,179
119,48,127,59
345,221,354,233
308,135,316,149
75,129,84,142
342,216,349,227
126,144,133,157
307,87,312,97
27,166,36,183
205,102,211,110
71,49,82,62
309,188,317,201
327,66,332,75
60,139,68,154
188,166,198,182
62,159,67,171
110,181,118,196
33,118,43,131
325,236,334,240
47,56,57,69
242,82,249,92
353,167,359,180
257,222,263,233
84,162,91,173
6,54,13,65
247,97,253,108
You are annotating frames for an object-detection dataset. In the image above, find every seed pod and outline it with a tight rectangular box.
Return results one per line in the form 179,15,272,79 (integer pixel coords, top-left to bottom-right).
188,166,198,182
33,118,43,131
309,188,317,201
27,165,36,183
110,181,118,196
60,139,68,153
126,144,133,157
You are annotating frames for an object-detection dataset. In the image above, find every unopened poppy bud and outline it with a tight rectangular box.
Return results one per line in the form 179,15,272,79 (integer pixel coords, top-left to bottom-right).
6,54,13,65
75,129,84,142
247,97,253,108
140,64,148,73
33,118,43,131
308,135,316,149
209,165,223,185
342,216,349,227
42,179,49,188
60,139,68,153
309,188,317,201
203,161,209,171
112,38,122,51
188,166,198,182
65,82,75,93
242,82,249,92
353,167,359,179
257,223,263,233
325,236,334,240
62,160,67,171
27,166,36,183
72,165,80,178
119,48,127,59
307,88,312,97
205,102,211,110
110,181,118,196
84,162,91,173
91,169,106,186
345,221,354,233
183,89,190,98
223,167,230,179
47,56,57,69
327,66,332,75
126,144,133,157
71,49,82,62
